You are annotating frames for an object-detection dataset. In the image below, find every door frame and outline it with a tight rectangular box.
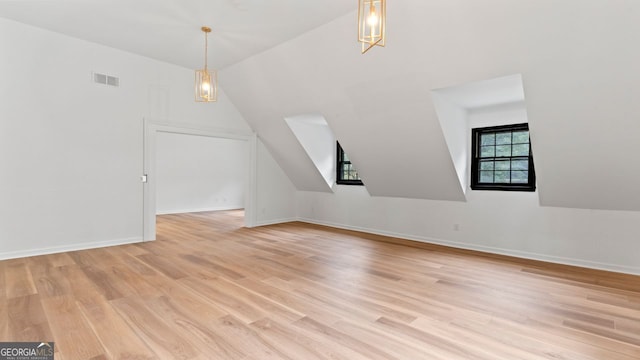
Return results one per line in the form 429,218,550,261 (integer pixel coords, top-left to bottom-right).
143,118,257,241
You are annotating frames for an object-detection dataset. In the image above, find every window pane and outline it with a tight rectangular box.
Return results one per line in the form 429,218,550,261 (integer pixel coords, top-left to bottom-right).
512,131,529,144
495,160,510,171
494,171,510,183
480,134,495,146
337,142,362,184
512,159,529,170
480,146,495,158
479,171,494,183
495,145,511,157
512,170,529,183
512,144,529,156
471,125,535,191
479,161,494,170
496,133,512,145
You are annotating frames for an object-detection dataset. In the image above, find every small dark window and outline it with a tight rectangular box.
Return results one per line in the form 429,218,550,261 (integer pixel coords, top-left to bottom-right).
337,142,364,185
471,123,536,191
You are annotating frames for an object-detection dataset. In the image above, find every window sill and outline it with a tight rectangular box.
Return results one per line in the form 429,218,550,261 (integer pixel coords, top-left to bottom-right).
336,181,364,186
470,184,536,192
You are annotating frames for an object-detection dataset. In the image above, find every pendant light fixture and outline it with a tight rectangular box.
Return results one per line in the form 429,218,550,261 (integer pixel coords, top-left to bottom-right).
195,26,217,102
358,0,386,54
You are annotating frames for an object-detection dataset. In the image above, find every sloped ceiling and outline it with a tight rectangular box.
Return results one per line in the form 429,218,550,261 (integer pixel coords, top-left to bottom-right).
3,1,639,210
221,0,640,211
0,0,354,69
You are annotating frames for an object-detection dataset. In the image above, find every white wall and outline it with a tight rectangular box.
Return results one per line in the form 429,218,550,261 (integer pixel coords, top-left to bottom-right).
156,132,247,215
298,189,640,275
284,114,336,190
256,139,297,225
297,101,640,275
0,18,296,258
468,103,530,129
432,93,469,194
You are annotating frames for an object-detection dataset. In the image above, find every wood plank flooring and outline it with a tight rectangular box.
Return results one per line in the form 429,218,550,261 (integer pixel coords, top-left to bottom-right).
1,210,639,359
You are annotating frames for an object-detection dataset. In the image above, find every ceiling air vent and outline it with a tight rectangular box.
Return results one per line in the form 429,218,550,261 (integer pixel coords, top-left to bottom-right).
93,72,119,87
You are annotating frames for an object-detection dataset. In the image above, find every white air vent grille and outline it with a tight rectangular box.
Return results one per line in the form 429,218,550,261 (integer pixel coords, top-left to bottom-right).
93,72,120,87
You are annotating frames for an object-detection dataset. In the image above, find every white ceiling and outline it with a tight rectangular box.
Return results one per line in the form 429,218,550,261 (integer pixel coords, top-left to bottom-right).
221,0,640,211
0,0,354,69
3,0,640,212
432,74,525,110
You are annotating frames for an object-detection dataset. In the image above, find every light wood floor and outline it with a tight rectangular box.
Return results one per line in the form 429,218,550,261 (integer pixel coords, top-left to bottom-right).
1,210,639,359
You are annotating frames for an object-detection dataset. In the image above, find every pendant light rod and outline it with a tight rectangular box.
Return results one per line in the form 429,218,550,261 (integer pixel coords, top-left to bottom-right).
201,26,211,71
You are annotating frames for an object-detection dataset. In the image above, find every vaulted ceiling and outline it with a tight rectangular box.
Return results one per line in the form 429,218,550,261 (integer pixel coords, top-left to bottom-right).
220,0,640,211
0,0,353,69
3,0,640,211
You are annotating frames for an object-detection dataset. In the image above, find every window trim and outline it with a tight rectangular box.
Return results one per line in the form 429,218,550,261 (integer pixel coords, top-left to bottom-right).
336,142,364,186
470,123,536,192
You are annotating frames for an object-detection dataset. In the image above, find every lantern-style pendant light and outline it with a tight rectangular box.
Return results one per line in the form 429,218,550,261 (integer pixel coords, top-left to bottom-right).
358,0,386,54
195,26,217,102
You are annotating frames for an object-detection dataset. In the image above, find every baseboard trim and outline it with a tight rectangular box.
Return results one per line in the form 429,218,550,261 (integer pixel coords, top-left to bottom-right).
0,237,144,261
297,217,640,276
255,217,297,227
157,207,244,215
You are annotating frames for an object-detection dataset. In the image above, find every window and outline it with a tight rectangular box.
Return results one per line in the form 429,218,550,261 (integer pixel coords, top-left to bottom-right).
336,142,363,185
471,123,536,191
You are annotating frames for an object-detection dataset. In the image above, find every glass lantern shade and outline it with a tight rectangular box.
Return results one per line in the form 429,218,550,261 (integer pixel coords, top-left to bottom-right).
195,68,217,102
358,0,386,54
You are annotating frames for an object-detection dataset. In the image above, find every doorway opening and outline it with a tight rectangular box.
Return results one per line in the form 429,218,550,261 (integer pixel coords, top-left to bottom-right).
143,120,257,241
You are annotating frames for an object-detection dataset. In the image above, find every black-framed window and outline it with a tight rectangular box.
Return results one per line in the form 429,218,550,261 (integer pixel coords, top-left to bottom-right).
337,142,363,185
471,123,536,191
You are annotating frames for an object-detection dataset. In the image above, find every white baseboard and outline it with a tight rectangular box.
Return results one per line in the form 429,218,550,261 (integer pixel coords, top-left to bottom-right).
255,217,297,227
297,217,640,276
4,218,638,277
156,206,244,215
0,237,143,261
